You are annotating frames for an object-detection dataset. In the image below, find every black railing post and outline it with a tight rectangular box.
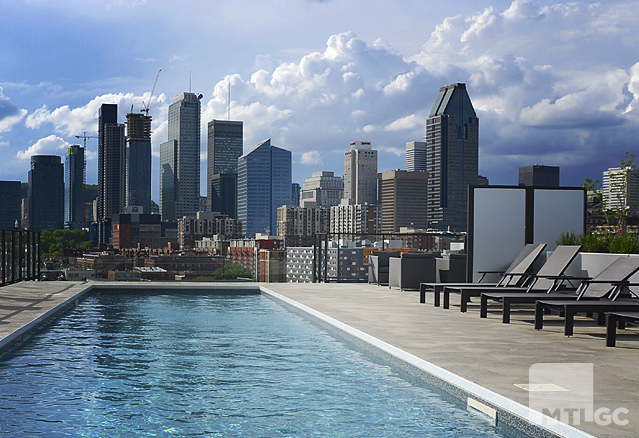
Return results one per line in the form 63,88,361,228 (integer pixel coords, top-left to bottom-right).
0,229,40,286
37,231,41,281
10,230,16,284
18,231,23,281
1,230,5,285
24,231,30,280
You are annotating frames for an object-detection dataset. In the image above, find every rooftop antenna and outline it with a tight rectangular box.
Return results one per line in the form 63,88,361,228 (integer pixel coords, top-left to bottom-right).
189,70,192,93
227,79,231,121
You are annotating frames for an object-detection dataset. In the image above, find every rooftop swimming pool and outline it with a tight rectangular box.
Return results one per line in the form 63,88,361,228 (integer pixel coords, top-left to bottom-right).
0,289,530,437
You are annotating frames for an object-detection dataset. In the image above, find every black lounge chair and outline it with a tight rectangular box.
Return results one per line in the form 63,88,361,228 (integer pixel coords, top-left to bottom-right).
604,311,639,347
419,243,546,306
441,243,548,311
477,245,582,323
534,256,639,336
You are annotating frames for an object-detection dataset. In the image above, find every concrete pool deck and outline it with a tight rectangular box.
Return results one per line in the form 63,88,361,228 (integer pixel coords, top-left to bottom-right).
1,280,638,437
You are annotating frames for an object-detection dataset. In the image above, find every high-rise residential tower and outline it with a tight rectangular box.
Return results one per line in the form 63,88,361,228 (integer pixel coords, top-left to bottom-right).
426,83,478,232
406,141,427,172
237,139,292,237
160,92,202,222
28,155,64,231
603,166,639,214
519,165,560,187
64,144,85,230
343,141,377,205
206,120,243,212
125,112,152,213
97,103,125,243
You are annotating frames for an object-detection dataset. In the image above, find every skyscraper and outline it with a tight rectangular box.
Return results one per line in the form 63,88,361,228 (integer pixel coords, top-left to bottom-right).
125,112,152,213
406,141,427,172
300,171,344,208
65,144,85,230
519,165,560,187
378,169,429,233
603,166,639,214
343,141,377,205
97,103,125,242
210,173,237,217
237,139,292,237
160,92,201,221
206,119,243,212
0,181,22,229
426,83,478,232
160,139,177,222
28,155,64,231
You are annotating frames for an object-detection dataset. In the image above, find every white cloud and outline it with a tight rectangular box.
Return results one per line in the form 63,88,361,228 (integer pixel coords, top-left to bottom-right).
461,7,497,42
0,88,27,133
385,114,422,131
16,135,70,160
9,1,639,189
25,92,165,137
0,108,27,133
300,151,323,166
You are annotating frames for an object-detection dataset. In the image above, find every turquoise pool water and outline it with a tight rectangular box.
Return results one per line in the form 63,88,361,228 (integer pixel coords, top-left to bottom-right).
0,291,526,437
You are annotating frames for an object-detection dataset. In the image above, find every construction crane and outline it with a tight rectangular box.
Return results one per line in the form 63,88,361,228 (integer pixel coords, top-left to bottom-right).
75,132,98,149
141,69,161,116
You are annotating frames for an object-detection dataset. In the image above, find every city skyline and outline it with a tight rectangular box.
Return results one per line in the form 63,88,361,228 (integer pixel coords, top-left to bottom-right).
1,1,639,200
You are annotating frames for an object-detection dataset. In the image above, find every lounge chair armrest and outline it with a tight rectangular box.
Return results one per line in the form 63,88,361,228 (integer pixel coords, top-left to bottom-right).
583,279,637,286
536,274,592,281
477,269,506,275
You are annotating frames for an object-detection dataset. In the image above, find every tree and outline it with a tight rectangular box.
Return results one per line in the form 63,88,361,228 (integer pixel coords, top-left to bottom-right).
40,229,93,260
213,264,253,280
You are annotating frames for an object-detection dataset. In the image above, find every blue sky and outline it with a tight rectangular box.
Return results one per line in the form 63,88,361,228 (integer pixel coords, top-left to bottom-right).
1,0,638,202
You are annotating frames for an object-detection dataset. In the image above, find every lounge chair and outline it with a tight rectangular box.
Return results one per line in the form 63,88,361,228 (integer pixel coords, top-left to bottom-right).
534,256,639,336
441,243,548,311
604,311,639,347
477,245,582,322
419,243,546,306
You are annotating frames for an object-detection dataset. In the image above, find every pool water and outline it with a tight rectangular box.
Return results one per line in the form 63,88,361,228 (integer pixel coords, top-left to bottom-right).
0,292,525,437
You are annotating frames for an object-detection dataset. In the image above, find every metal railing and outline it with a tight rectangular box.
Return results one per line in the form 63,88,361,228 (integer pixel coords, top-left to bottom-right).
1,230,40,286
310,232,466,283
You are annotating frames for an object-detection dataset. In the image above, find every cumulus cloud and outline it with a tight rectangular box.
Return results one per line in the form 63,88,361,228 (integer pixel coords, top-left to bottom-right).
300,151,323,166
0,89,27,133
25,92,166,138
16,135,70,160
14,1,639,189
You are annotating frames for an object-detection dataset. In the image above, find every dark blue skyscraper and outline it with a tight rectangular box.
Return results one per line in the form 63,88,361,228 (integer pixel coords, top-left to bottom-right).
28,155,64,231
0,181,22,229
207,119,243,214
426,83,478,232
125,112,152,213
65,145,85,230
97,103,125,243
237,139,292,237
